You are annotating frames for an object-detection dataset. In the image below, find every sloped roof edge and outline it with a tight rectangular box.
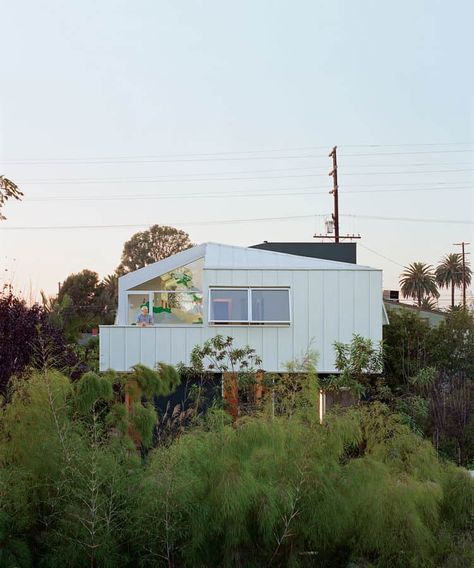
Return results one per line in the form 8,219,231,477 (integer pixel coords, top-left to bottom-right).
119,242,379,290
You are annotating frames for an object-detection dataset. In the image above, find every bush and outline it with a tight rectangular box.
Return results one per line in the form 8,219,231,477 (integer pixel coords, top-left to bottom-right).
1,369,473,567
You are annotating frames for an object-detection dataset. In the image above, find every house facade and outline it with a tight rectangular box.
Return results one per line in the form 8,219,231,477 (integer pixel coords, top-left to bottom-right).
99,243,385,373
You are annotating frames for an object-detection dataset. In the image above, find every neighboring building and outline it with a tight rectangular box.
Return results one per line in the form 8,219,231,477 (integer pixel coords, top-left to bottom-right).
99,243,385,373
383,290,447,327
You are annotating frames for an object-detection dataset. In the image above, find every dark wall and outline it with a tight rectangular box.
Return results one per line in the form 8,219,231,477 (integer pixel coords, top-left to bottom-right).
251,242,357,264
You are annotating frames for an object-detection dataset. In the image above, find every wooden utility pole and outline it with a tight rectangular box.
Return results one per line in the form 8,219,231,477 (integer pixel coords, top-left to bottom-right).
453,242,470,307
329,146,340,243
313,146,360,242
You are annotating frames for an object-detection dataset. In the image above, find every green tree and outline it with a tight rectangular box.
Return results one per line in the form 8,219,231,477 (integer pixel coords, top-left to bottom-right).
383,310,431,389
400,262,439,307
0,176,22,220
58,269,103,320
116,225,193,275
96,274,118,325
436,253,472,308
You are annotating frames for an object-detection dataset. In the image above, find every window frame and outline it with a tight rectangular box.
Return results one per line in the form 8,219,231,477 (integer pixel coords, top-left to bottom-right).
208,287,291,325
126,290,204,326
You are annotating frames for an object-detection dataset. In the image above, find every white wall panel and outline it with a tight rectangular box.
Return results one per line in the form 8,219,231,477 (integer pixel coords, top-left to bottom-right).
102,266,383,374
354,272,371,338
339,271,355,344
99,327,110,370
170,328,187,366
109,327,125,370
140,328,156,369
308,272,325,369
292,271,308,359
277,327,293,369
261,327,279,371
369,272,383,342
157,327,172,366
322,272,339,371
125,327,140,370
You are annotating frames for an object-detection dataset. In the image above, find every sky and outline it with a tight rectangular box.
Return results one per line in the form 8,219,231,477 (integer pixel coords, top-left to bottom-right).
1,0,473,307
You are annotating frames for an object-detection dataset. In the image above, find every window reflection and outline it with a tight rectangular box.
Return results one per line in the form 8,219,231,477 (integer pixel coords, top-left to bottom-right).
153,292,203,324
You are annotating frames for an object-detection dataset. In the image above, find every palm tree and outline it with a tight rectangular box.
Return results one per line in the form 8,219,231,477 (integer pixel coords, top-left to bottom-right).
399,262,439,307
419,297,438,311
436,253,472,308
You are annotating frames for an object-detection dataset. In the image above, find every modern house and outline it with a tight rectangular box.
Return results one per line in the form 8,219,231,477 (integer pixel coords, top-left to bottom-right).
99,242,386,374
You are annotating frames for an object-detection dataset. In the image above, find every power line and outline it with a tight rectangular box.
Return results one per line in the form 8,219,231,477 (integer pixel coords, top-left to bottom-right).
15,168,474,185
343,214,474,225
2,143,473,164
0,214,316,231
1,213,473,231
21,184,474,203
2,141,473,158
358,243,405,267
341,149,474,157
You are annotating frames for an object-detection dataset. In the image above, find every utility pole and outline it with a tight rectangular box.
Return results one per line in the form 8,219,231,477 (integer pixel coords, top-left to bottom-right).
329,146,340,243
313,145,360,242
453,241,470,307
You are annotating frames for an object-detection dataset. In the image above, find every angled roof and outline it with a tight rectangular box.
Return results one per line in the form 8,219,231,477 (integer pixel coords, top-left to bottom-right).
119,242,378,290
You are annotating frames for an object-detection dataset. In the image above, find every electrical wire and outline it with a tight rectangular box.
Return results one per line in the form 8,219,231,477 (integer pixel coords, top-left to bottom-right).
15,168,474,185
2,142,473,164
22,184,474,203
1,213,473,231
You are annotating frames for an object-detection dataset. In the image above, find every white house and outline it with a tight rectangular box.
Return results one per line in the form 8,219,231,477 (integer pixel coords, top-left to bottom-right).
99,242,386,374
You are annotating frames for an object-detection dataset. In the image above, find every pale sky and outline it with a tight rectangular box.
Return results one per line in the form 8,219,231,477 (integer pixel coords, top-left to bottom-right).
1,0,473,307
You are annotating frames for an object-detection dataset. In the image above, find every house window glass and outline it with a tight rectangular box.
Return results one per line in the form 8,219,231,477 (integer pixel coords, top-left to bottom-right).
127,293,151,325
153,292,203,324
251,289,290,322
126,258,204,325
210,289,249,322
209,288,290,324
130,258,204,292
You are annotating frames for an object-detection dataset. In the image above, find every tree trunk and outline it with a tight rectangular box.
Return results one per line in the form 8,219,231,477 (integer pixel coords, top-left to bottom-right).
451,281,455,308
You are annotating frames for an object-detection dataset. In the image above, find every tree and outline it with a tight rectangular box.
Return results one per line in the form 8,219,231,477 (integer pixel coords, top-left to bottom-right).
436,253,472,308
0,288,77,393
116,225,193,275
96,274,118,325
400,262,439,307
0,176,23,220
58,269,103,318
383,310,431,389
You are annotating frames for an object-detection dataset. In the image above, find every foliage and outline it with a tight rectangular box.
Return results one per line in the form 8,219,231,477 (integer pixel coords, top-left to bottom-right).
190,335,263,414
383,310,431,388
190,334,263,375
400,262,440,306
267,350,319,417
116,224,193,275
436,253,472,308
0,288,78,394
74,336,100,373
129,363,181,399
131,403,473,568
383,308,474,466
0,175,23,220
0,366,473,567
322,334,383,395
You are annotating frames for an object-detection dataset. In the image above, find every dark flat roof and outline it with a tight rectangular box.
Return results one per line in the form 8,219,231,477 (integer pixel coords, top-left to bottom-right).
250,242,357,264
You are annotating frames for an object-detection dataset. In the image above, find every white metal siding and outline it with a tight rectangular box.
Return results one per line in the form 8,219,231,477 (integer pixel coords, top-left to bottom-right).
101,267,382,373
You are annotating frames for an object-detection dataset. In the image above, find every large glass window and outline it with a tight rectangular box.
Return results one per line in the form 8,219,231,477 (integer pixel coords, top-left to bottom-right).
209,288,290,324
153,291,203,324
127,293,150,325
251,289,290,322
209,289,249,322
129,258,203,292
126,259,204,325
